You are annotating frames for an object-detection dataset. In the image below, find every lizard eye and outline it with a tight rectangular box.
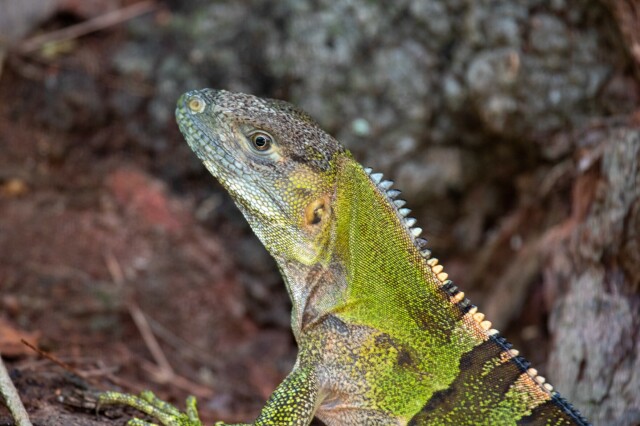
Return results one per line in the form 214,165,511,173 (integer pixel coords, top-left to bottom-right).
250,132,273,152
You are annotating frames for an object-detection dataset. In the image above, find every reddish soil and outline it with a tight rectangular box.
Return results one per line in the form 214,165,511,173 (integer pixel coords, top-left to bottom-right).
0,18,295,426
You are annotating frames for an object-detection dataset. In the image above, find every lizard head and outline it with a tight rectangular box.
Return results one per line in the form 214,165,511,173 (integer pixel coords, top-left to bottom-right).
176,89,345,265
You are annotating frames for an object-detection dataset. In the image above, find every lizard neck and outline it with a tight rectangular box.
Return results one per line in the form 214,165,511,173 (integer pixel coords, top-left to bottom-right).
328,156,476,350
275,153,453,342
277,258,347,341
276,153,474,349
273,154,365,340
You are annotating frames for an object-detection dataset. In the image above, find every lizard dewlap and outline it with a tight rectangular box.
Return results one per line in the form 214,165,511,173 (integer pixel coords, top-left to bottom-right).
99,89,590,426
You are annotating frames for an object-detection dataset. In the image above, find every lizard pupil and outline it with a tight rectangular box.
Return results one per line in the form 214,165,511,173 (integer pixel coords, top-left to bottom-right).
251,133,272,151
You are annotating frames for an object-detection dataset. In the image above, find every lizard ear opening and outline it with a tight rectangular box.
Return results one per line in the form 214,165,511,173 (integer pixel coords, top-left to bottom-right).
304,196,330,227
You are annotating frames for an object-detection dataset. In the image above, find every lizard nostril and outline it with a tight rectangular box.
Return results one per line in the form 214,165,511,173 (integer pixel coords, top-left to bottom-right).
188,96,206,113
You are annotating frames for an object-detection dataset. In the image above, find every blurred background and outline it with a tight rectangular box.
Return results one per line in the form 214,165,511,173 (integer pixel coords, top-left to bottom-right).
0,0,638,424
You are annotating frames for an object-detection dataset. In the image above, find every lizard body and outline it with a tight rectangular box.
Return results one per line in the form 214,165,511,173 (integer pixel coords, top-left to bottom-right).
100,89,589,426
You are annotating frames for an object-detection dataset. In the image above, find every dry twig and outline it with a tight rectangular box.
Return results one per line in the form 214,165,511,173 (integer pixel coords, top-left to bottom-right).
105,253,176,383
20,340,87,379
0,355,33,426
16,1,157,54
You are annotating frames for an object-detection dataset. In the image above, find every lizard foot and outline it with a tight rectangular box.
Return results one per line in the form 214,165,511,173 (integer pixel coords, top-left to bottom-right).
99,390,205,426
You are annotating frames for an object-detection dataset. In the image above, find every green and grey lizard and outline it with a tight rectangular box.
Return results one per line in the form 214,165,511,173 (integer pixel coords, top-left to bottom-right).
100,89,590,425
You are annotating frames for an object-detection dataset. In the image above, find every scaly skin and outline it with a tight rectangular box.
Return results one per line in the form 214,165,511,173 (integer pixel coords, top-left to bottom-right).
99,89,590,426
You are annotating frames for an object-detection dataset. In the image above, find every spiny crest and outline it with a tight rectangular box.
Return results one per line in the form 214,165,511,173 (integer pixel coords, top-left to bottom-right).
362,166,430,259
361,164,568,400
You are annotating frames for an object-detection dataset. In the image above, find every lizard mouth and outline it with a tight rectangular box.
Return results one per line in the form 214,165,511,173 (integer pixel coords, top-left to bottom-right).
175,90,288,221
175,91,245,183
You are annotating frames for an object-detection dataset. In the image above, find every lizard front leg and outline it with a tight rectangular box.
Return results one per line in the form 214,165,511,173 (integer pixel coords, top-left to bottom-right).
99,365,320,426
251,365,319,426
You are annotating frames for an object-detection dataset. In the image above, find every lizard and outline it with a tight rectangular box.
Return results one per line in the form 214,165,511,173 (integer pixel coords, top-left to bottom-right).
99,89,590,426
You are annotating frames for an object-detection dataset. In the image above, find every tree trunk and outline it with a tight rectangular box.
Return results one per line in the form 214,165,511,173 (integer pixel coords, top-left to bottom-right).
547,127,640,425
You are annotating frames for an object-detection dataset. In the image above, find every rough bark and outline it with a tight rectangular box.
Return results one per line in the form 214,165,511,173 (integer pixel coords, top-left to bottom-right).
546,127,640,425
